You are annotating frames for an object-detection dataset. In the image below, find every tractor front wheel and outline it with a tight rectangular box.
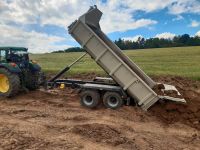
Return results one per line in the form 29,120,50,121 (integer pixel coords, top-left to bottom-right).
0,68,20,97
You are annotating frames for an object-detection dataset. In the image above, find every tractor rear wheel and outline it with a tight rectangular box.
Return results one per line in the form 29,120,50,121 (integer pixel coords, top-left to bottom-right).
0,68,20,97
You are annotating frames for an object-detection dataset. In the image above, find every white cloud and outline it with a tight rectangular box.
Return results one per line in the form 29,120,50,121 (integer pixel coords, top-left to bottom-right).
172,15,184,21
116,0,200,15
1,0,200,53
155,32,176,39
1,0,200,32
195,31,200,37
0,0,158,34
168,0,200,15
190,20,200,27
0,0,41,25
124,0,175,12
0,23,71,53
0,0,159,53
123,35,143,42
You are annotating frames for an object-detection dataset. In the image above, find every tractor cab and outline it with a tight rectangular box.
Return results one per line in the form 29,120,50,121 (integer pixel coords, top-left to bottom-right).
0,47,29,64
0,47,40,71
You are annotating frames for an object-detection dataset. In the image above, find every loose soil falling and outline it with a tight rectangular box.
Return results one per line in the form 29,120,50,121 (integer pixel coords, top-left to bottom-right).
0,75,199,150
151,76,200,130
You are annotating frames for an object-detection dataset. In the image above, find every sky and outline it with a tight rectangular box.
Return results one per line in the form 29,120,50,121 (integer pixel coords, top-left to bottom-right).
0,0,200,53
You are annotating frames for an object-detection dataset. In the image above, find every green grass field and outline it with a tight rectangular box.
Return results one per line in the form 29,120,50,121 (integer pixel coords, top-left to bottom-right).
30,46,200,80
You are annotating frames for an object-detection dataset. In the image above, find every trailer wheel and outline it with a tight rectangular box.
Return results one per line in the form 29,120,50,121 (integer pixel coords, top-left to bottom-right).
103,92,123,109
80,90,100,108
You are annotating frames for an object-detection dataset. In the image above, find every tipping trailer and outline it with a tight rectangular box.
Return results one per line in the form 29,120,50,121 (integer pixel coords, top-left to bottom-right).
48,6,186,111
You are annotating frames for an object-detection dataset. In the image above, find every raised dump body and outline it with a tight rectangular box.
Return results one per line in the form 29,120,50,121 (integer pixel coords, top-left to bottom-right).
68,6,185,110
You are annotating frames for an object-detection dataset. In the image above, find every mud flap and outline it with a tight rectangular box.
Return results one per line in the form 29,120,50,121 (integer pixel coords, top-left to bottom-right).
159,84,186,103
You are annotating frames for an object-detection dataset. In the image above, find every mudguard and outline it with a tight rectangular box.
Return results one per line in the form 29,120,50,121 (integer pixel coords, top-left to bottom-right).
0,63,21,73
29,62,41,73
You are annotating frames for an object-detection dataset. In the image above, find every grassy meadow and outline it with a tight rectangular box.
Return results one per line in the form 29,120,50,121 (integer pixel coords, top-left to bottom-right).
30,46,200,80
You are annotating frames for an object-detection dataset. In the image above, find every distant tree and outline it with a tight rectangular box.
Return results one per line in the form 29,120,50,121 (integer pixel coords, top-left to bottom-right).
114,38,125,50
180,34,190,45
64,47,84,52
52,34,200,53
191,36,200,46
52,50,65,53
114,34,200,50
52,47,84,53
140,37,146,48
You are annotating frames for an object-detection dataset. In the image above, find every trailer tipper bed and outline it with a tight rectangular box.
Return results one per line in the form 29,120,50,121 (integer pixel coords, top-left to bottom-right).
48,6,186,111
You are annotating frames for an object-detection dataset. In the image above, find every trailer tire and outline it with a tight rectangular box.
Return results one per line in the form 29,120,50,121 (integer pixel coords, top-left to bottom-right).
103,92,123,109
80,90,100,108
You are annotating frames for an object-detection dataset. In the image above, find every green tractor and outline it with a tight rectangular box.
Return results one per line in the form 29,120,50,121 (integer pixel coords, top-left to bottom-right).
0,47,45,97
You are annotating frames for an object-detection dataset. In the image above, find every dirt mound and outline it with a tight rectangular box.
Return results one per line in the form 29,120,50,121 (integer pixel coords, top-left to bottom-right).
72,123,138,149
153,83,183,98
151,76,200,129
152,76,200,92
0,124,49,150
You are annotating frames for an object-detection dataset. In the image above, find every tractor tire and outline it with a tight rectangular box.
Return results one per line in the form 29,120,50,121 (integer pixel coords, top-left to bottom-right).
80,90,101,108
103,92,124,109
26,72,40,90
0,68,20,97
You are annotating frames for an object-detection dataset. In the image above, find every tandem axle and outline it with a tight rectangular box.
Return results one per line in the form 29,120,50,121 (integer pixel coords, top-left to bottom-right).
47,77,131,109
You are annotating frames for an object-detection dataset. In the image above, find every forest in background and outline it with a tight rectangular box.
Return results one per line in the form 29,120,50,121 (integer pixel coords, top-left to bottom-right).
52,34,200,53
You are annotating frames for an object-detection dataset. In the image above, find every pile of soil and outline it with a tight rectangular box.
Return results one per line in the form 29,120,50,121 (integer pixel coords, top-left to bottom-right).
153,83,183,98
152,83,165,95
151,76,200,129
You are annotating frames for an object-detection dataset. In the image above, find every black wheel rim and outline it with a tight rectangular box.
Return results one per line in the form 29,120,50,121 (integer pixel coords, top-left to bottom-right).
108,96,118,107
83,95,93,105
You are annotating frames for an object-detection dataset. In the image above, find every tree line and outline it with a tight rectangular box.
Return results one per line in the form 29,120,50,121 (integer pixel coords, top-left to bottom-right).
52,34,200,53
52,47,84,53
115,34,200,50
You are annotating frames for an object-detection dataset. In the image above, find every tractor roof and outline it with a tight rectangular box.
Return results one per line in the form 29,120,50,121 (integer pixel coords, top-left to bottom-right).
0,47,28,51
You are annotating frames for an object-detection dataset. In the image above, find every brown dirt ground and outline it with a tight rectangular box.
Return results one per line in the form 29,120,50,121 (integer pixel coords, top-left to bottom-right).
0,75,200,150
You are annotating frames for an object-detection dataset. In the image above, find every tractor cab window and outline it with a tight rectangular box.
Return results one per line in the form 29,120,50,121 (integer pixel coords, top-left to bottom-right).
0,50,6,61
7,51,29,62
13,51,29,61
